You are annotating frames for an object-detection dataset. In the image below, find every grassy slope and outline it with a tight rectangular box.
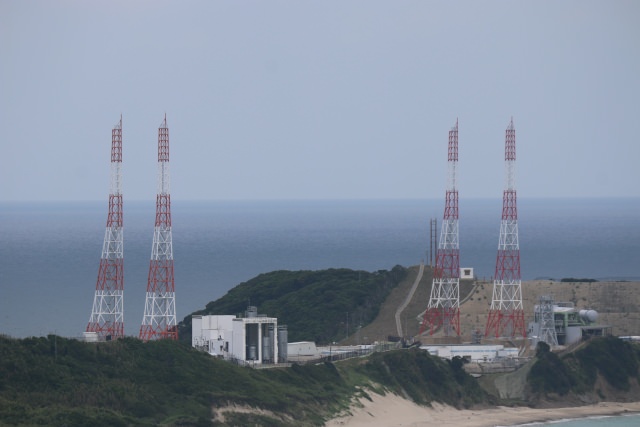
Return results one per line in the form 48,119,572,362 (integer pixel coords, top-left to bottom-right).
0,336,492,426
344,265,432,343
178,266,408,344
4,267,639,426
0,335,353,426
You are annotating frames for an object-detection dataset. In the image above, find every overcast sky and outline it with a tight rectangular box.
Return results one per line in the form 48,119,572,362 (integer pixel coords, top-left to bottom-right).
2,1,639,201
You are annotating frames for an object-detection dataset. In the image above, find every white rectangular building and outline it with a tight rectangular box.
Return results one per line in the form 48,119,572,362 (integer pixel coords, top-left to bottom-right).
192,307,286,365
230,315,279,364
192,314,235,356
420,344,518,362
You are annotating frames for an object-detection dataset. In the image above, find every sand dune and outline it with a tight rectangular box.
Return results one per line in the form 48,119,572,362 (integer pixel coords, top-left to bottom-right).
326,392,640,427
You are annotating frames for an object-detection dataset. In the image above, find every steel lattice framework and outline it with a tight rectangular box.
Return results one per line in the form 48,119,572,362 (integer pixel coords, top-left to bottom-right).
86,115,124,340
537,295,558,347
485,118,526,338
139,115,178,341
422,119,460,336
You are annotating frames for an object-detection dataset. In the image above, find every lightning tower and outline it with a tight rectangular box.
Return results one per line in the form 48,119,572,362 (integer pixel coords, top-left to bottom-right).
86,115,124,340
485,118,526,338
139,114,178,341
422,119,460,336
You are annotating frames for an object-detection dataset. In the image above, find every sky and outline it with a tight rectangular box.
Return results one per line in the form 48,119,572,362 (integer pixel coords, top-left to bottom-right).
1,1,639,202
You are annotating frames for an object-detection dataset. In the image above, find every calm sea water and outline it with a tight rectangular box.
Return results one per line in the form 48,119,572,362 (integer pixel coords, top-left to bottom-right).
1,198,639,338
508,413,640,426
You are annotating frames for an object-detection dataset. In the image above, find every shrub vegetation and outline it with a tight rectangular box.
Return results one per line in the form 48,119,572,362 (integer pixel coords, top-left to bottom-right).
0,336,491,426
178,266,408,344
527,337,640,397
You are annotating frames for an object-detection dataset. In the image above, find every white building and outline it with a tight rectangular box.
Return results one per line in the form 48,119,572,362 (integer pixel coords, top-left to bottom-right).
192,306,288,365
192,314,235,356
460,267,474,279
527,301,611,347
287,341,320,362
420,344,519,362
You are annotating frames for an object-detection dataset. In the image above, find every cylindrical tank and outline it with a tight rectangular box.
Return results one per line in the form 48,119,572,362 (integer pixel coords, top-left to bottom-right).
262,335,272,362
246,323,259,360
248,345,257,360
267,324,275,362
579,309,598,323
246,306,258,318
277,325,288,363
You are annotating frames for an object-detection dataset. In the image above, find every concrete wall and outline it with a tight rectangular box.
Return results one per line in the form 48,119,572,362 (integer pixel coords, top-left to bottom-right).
231,319,246,361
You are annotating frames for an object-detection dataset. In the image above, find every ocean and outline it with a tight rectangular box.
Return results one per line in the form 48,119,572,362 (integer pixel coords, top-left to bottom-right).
510,413,640,426
1,198,639,339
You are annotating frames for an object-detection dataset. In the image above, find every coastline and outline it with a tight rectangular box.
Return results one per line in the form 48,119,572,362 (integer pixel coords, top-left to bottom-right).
325,393,640,427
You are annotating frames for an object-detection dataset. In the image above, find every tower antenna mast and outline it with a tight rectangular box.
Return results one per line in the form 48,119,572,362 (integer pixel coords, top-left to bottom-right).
86,115,124,340
140,114,178,341
421,119,461,336
485,118,526,338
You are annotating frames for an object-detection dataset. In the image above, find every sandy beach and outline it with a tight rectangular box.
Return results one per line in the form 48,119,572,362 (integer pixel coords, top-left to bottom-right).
326,393,640,427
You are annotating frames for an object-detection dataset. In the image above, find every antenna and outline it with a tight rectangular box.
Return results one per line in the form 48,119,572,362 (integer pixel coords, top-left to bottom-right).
86,116,124,340
421,119,461,336
139,115,178,341
485,118,526,338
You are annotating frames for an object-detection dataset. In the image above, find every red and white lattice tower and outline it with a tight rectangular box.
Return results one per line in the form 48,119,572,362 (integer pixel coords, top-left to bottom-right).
485,118,526,338
139,114,178,341
421,119,460,336
86,115,124,340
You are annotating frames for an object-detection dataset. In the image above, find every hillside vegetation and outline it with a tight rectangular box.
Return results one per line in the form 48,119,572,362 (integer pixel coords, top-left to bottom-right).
178,266,408,344
4,266,640,426
0,335,491,426
4,334,638,426
527,337,640,401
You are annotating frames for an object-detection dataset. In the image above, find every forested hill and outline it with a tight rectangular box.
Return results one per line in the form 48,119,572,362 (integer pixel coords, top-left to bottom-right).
527,336,640,402
0,335,491,426
177,266,408,344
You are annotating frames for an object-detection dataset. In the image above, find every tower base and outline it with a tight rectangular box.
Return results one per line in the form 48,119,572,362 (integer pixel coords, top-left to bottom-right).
420,307,460,337
485,309,526,338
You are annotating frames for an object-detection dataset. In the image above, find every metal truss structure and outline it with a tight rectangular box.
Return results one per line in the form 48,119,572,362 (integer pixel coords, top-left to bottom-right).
140,115,178,341
86,116,124,340
537,295,559,347
485,118,526,338
422,119,461,336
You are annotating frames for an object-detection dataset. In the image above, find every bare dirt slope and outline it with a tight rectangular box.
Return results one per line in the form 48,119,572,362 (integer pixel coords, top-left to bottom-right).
462,279,640,338
348,266,640,342
343,265,434,344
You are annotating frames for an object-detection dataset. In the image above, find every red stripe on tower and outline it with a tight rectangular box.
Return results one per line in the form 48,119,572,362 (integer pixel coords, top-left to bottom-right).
485,118,526,338
140,114,178,341
86,115,124,340
421,119,461,337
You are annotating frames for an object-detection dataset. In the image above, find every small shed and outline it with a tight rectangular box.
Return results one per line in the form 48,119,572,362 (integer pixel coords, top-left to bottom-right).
460,267,474,279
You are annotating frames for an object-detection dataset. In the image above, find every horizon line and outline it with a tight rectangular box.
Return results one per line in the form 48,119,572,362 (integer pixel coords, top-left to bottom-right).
2,196,639,204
